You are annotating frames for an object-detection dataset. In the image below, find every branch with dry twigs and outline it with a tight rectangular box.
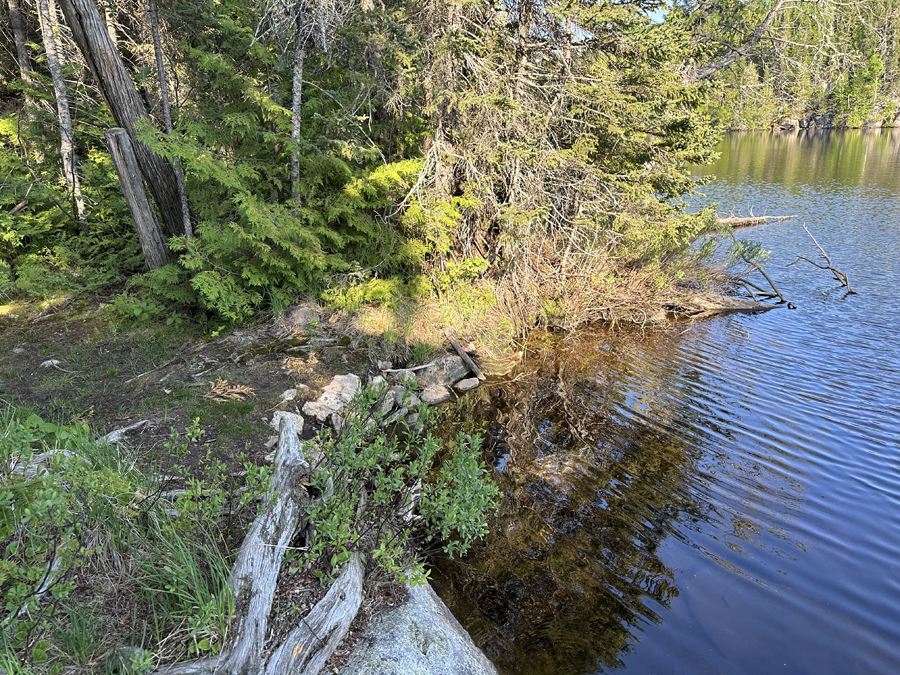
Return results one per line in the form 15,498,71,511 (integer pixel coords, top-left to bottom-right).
787,224,856,294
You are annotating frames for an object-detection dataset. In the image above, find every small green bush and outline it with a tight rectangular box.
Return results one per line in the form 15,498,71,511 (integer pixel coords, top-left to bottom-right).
305,383,499,585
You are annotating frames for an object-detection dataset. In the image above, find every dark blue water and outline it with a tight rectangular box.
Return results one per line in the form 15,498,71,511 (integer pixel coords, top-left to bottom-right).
435,129,900,674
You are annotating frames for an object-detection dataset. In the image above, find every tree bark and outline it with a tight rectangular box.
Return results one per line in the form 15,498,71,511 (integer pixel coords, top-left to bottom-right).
8,0,35,95
105,128,168,270
38,0,87,229
57,0,186,237
291,34,305,203
147,0,192,237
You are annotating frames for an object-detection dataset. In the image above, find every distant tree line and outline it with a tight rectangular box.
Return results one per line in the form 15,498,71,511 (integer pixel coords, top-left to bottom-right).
673,0,900,129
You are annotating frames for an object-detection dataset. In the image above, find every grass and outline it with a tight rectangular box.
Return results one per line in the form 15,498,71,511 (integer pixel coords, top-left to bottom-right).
0,402,267,673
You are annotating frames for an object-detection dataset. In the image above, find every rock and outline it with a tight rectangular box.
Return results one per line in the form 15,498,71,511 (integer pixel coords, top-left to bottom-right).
420,385,451,405
280,303,318,330
340,582,497,675
270,410,304,434
377,359,393,370
455,377,480,392
390,385,420,408
39,359,63,368
280,388,298,404
302,374,361,422
417,355,469,388
388,369,417,386
12,347,24,354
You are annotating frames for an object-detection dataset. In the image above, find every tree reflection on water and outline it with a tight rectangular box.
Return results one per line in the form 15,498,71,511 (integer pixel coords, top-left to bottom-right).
433,326,787,674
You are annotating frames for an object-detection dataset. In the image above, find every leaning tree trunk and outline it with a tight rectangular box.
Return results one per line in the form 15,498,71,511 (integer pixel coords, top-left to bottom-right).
105,129,168,270
37,0,87,229
56,0,186,238
151,417,364,675
147,0,191,237
8,0,35,98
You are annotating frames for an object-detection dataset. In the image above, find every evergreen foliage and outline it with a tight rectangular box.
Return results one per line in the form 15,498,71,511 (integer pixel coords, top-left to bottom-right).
2,0,733,328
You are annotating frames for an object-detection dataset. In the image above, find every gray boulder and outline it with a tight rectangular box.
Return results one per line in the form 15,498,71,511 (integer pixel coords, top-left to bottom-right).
420,385,451,405
302,373,361,422
340,582,497,675
417,355,469,388
455,378,480,392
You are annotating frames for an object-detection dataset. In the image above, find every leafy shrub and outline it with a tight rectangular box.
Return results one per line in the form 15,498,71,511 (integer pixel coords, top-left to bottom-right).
305,383,499,585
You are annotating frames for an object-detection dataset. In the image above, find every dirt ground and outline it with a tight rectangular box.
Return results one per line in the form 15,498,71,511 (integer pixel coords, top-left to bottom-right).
0,297,392,473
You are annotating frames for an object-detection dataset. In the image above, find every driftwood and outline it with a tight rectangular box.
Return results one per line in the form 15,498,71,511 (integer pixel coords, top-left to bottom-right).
671,293,780,319
716,213,797,229
788,224,856,294
264,553,364,674
735,248,790,305
152,417,364,675
445,331,485,381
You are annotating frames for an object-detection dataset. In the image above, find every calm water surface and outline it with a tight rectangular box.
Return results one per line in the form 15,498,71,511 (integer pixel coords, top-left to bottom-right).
435,130,900,674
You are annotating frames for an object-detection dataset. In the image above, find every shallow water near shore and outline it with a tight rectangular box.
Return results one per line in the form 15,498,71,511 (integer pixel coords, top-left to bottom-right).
434,129,900,674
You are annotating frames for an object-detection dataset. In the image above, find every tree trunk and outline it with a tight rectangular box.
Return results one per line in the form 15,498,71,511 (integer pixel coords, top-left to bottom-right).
105,128,168,270
291,35,305,203
8,0,35,95
57,0,186,237
147,0,192,237
37,0,87,229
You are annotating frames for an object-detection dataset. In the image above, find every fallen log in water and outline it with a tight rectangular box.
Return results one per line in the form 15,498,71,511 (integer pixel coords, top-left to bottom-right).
667,293,781,319
152,416,364,675
716,214,797,228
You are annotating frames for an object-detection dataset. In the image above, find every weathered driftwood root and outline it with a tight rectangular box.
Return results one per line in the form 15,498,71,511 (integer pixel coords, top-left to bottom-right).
264,552,364,675
788,224,856,294
152,417,363,675
716,213,797,228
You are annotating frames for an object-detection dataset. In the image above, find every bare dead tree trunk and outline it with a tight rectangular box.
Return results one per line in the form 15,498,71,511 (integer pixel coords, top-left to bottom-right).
57,0,186,238
291,30,306,203
37,0,88,229
147,0,192,237
105,128,168,270
8,0,35,102
98,0,116,44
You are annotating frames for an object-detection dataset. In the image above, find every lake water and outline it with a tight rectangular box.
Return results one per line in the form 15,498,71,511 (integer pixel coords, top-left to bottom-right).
434,130,900,674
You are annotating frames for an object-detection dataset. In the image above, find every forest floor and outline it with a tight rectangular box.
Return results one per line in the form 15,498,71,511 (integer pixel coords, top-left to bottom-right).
0,295,413,473
1,294,439,670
